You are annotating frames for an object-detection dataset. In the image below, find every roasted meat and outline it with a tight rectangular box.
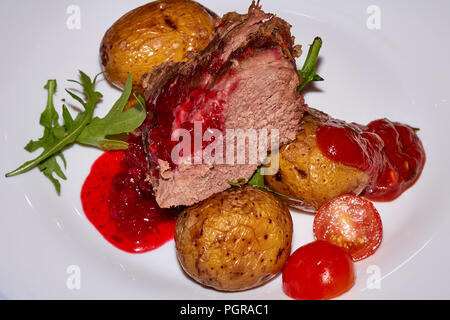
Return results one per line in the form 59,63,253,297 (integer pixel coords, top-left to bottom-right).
141,2,306,208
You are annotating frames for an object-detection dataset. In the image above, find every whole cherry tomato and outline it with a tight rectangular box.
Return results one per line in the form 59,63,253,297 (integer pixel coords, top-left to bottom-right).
282,240,355,300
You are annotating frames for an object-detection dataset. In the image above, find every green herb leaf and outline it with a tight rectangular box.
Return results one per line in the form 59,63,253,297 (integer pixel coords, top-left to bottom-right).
247,168,265,188
40,80,59,128
62,105,75,131
297,37,324,92
24,80,61,153
5,72,101,183
76,74,146,150
230,167,310,207
37,153,67,195
5,71,144,194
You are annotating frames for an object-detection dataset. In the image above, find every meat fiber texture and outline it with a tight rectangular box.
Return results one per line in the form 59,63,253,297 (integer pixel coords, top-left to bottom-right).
142,3,307,208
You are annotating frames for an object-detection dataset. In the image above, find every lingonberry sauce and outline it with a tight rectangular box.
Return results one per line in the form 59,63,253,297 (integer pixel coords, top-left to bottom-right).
147,87,225,169
81,136,178,253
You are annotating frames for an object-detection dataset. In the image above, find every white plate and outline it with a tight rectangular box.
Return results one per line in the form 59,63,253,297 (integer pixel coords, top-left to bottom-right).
1,0,449,299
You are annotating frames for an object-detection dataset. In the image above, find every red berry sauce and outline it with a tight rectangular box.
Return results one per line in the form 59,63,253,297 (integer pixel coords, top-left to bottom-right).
316,118,426,202
81,136,178,254
143,47,249,173
147,87,226,169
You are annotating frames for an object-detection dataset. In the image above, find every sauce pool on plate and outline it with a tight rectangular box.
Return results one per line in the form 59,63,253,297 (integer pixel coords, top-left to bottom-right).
81,136,178,253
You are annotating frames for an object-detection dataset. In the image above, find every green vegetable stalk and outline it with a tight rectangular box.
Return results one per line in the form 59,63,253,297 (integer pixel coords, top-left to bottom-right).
297,37,324,92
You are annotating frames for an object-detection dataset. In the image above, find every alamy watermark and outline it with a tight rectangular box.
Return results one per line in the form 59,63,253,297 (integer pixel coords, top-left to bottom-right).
66,5,81,30
66,265,81,290
366,265,382,290
366,5,381,30
170,121,280,175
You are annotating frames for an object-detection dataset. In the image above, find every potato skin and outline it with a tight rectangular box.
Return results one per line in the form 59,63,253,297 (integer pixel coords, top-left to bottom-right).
265,109,370,210
100,0,217,92
175,186,293,292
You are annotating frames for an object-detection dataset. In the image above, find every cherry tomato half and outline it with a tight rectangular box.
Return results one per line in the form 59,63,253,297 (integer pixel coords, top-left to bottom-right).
313,195,383,261
282,240,355,300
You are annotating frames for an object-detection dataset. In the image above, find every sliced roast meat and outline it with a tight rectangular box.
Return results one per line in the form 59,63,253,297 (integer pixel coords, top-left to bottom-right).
141,2,306,208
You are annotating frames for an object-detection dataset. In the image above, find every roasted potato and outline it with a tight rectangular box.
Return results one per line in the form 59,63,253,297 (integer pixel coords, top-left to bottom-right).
100,0,217,93
265,109,370,210
175,186,293,292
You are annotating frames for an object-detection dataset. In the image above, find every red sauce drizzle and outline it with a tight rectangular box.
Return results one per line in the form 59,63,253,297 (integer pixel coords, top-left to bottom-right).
316,118,425,202
147,87,225,169
81,136,178,254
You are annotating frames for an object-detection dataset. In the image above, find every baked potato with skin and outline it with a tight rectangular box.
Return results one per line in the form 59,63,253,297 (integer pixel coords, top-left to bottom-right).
265,109,370,210
100,0,217,93
175,186,293,292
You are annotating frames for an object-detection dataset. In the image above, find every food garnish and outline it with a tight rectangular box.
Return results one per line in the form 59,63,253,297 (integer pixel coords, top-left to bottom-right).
297,37,324,92
282,240,355,300
230,167,313,210
5,72,146,193
313,195,383,261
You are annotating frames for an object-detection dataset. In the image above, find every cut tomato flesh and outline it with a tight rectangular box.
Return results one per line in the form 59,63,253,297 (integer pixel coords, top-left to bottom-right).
313,195,383,261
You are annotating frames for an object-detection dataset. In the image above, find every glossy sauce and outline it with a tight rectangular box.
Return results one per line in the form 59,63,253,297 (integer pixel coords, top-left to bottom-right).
316,118,425,202
147,87,225,170
81,136,178,253
144,49,228,171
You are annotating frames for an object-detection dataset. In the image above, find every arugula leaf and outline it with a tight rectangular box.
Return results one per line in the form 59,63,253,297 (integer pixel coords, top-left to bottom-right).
19,80,68,193
247,168,265,188
5,71,146,194
76,74,146,150
6,72,101,180
23,80,60,152
37,153,67,194
297,37,324,92
229,167,311,207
